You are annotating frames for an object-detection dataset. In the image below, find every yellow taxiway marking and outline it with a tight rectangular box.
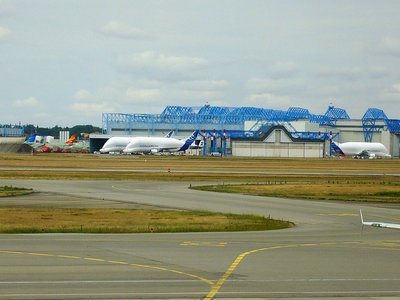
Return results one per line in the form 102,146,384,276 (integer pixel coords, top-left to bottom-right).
204,240,400,300
318,213,358,217
111,185,131,192
204,244,295,300
180,241,227,247
0,250,213,286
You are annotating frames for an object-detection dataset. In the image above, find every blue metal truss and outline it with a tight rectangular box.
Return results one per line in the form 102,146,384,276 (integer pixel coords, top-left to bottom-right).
102,105,399,140
386,119,400,134
324,105,350,122
361,108,400,141
287,107,311,119
362,108,387,142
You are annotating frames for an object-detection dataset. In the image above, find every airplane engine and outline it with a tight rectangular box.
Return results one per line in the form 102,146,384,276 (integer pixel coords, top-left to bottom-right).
151,149,159,154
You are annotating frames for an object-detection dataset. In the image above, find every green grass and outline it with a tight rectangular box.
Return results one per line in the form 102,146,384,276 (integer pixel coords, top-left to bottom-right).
191,179,400,203
0,186,33,197
0,208,293,233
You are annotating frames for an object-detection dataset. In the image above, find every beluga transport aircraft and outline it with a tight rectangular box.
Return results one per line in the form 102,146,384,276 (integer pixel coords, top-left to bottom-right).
100,130,174,154
123,130,199,154
331,141,391,159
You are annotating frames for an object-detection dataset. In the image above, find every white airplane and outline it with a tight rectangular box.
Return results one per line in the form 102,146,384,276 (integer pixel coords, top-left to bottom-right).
331,142,391,159
99,136,134,154
123,130,199,154
100,130,174,154
360,210,400,229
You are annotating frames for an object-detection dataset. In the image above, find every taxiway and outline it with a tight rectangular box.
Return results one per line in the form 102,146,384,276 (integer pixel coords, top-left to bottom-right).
0,179,399,299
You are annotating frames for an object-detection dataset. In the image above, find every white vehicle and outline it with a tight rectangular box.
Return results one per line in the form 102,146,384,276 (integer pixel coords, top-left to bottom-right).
360,210,400,229
331,142,391,159
123,130,198,154
100,131,174,154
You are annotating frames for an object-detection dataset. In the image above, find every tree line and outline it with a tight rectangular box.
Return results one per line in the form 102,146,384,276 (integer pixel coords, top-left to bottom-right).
24,124,102,139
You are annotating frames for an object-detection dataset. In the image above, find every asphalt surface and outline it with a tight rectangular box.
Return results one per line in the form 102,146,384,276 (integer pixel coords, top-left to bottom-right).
0,179,399,299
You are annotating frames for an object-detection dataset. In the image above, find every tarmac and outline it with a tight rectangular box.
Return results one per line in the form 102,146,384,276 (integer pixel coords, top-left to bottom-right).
0,179,399,299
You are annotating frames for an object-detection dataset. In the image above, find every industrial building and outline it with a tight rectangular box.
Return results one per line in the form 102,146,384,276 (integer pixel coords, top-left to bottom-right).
90,105,400,158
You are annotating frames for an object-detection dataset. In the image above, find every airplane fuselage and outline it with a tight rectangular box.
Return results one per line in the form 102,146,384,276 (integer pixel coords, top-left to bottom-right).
334,142,391,158
123,137,185,154
100,137,133,153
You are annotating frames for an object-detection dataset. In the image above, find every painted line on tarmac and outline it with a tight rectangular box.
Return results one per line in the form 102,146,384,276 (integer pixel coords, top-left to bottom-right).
181,241,227,247
204,244,297,300
0,279,209,284
0,249,213,286
318,213,358,217
0,292,207,298
204,240,400,300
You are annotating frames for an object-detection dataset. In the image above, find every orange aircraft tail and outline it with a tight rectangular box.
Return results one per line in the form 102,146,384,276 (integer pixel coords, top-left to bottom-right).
65,133,77,144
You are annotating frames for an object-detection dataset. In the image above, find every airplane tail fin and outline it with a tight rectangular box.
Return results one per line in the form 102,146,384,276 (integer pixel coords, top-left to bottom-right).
179,130,199,151
25,133,37,143
65,133,77,144
331,141,345,156
165,130,174,138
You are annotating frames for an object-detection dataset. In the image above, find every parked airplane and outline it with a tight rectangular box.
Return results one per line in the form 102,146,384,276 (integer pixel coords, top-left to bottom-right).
123,130,199,154
65,134,77,144
331,141,391,159
100,130,174,154
24,133,37,143
25,134,54,144
25,133,85,153
360,210,400,229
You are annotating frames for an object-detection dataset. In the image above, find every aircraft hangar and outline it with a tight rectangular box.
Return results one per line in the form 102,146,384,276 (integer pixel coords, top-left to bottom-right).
90,105,400,158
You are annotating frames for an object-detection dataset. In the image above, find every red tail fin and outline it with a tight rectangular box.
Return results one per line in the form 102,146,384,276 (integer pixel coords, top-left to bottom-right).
65,133,77,144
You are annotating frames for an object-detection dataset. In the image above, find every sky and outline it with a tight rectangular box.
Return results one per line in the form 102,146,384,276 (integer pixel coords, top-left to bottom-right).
1,0,400,127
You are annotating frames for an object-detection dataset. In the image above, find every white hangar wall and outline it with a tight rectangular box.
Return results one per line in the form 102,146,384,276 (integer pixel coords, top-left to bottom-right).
232,128,325,158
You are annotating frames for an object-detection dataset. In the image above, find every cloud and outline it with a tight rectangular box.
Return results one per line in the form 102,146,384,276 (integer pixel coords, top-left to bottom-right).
125,88,161,102
13,97,39,108
270,61,299,78
172,89,225,101
392,83,400,93
100,21,151,39
121,51,208,74
73,89,94,101
0,2,14,18
244,93,293,109
245,77,304,93
177,80,229,90
316,67,362,80
70,102,115,115
377,37,400,58
382,82,400,98
0,26,10,42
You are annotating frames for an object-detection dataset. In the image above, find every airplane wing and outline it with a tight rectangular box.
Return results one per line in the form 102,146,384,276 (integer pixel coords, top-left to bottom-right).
356,150,374,159
360,210,400,229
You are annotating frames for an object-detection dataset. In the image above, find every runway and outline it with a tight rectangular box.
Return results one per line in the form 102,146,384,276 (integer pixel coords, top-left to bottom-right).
0,179,399,299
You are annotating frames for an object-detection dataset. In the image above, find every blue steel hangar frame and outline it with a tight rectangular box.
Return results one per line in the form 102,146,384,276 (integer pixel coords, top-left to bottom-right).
102,105,399,141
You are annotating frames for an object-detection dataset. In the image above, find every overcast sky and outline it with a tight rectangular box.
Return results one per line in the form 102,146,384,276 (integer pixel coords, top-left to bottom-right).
1,0,400,127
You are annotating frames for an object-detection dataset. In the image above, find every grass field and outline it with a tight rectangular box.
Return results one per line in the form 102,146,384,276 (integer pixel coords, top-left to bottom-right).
0,208,293,233
0,186,33,197
1,153,399,181
191,181,400,203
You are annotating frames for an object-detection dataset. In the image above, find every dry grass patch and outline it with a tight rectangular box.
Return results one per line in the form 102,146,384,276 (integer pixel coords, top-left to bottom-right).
1,153,400,174
0,208,293,233
192,179,400,203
